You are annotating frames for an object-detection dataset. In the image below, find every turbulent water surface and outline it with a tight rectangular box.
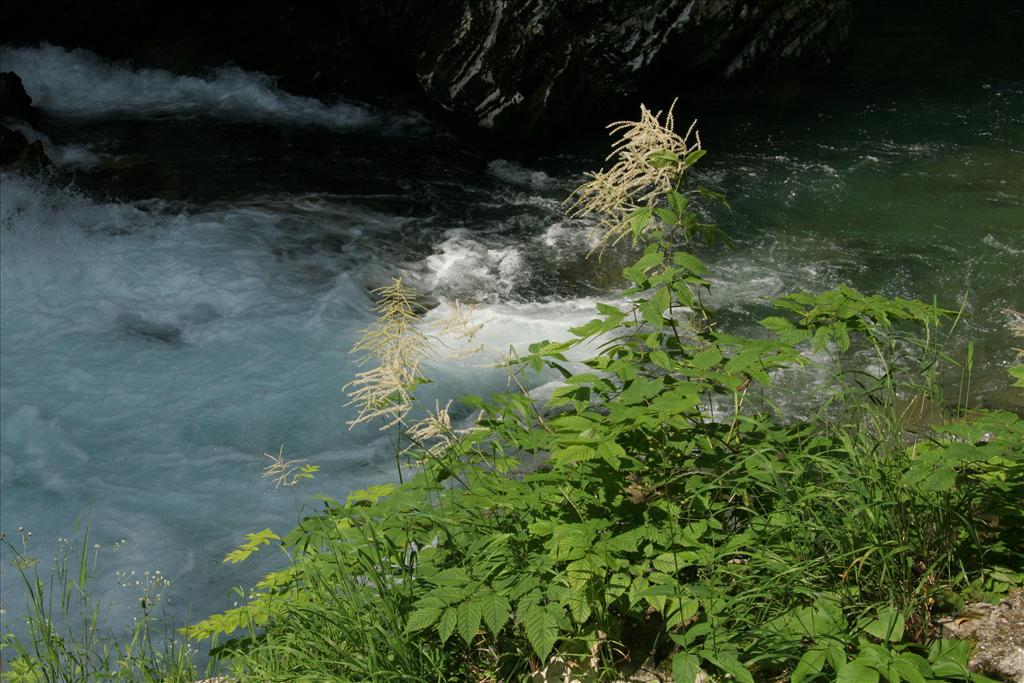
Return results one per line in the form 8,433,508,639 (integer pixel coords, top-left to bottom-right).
1,19,1022,638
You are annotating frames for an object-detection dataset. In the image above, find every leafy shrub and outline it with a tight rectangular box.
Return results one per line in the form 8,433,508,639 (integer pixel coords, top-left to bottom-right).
185,103,1023,682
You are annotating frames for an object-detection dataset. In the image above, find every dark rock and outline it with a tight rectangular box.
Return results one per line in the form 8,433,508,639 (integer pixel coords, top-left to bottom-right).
411,0,851,143
0,126,50,170
0,125,30,164
15,140,52,171
1,72,41,124
0,1,851,146
0,72,50,169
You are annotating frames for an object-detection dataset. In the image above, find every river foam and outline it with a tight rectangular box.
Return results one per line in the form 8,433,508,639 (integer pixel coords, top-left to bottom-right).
1,44,380,129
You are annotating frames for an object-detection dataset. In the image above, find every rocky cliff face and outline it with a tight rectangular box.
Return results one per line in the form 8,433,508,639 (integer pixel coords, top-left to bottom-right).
1,0,850,145
413,0,850,141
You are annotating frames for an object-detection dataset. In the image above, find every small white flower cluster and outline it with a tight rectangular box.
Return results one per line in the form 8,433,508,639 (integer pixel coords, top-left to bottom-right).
116,568,172,608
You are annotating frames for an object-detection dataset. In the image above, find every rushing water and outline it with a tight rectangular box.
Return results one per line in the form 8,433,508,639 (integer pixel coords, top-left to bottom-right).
1,17,1022,640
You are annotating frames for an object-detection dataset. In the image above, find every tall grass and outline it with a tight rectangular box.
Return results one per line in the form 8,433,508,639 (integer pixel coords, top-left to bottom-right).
1,525,199,682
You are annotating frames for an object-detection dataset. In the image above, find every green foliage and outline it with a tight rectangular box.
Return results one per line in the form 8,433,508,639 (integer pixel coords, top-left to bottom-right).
0,104,1007,682
176,106,1024,682
1,526,199,683
182,109,1023,682
223,529,282,565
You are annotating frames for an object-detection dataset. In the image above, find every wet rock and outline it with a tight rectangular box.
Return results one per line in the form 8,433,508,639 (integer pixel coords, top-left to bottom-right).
1,72,41,124
1,73,51,169
938,591,1024,682
16,140,50,171
0,125,29,164
412,0,852,143
0,126,51,170
3,1,850,147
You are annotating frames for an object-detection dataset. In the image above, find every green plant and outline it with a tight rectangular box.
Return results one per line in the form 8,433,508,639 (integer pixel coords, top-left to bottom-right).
1,525,199,683
187,103,1022,682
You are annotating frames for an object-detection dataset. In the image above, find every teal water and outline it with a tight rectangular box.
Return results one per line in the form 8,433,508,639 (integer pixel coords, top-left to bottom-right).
1,4,1022,644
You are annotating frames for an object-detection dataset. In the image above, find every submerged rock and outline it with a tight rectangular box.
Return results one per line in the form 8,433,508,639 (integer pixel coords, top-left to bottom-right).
0,126,50,170
115,312,185,347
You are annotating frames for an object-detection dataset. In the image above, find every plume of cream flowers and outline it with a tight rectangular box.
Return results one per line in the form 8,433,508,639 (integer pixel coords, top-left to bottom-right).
344,279,484,431
567,99,701,248
262,444,318,488
344,278,428,429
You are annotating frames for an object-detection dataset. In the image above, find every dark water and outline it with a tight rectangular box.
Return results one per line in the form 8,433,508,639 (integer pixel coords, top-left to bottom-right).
1,4,1022,644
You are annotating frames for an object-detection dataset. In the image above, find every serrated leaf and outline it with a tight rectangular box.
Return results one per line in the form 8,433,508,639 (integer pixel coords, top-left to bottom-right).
569,317,611,338
607,572,630,599
606,528,643,552
650,150,681,168
224,529,280,564
568,585,592,624
628,576,648,608
672,653,701,683
652,551,699,573
552,444,597,465
479,592,511,637
691,348,722,370
457,599,482,645
650,350,674,370
405,605,441,634
631,249,664,273
760,316,794,332
618,376,664,405
672,251,707,275
654,206,679,225
812,325,832,353
640,287,671,328
430,567,471,585
522,602,559,660
548,523,599,561
665,597,699,628
597,440,626,468
834,321,851,352
551,414,597,432
629,207,653,236
437,606,457,644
